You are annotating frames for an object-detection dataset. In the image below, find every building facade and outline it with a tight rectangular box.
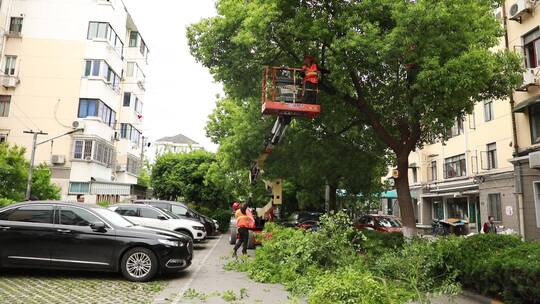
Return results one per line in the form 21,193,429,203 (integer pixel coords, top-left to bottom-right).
153,133,203,157
0,0,149,204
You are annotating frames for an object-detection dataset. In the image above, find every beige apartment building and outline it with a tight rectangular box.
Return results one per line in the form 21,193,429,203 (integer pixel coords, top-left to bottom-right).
382,1,540,240
0,0,149,204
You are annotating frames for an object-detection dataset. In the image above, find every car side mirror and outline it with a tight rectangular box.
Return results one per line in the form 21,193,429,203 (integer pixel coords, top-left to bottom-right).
158,215,168,220
90,221,106,231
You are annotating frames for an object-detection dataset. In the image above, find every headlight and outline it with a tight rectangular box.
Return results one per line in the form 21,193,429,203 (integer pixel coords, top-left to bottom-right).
158,239,184,247
192,226,205,231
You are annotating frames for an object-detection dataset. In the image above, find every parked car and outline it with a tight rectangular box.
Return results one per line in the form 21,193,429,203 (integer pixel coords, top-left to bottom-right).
354,215,403,233
134,200,218,236
283,211,322,229
108,204,206,241
0,201,193,282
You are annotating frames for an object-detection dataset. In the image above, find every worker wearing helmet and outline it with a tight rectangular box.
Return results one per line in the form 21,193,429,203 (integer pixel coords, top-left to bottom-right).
302,55,319,104
232,201,241,215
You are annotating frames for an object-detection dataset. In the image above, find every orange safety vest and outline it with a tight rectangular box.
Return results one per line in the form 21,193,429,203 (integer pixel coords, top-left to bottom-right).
303,63,319,84
235,209,255,229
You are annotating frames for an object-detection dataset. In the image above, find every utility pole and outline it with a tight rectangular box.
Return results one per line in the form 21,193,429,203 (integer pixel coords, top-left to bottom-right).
24,130,48,200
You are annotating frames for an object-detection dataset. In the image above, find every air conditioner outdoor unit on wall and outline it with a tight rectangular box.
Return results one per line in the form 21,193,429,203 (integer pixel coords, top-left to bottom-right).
1,76,18,88
51,155,65,165
509,0,531,21
530,151,540,169
520,68,538,90
116,164,126,172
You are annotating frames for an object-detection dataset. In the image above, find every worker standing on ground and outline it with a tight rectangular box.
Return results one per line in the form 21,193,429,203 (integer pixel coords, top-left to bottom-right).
302,55,319,104
233,203,255,256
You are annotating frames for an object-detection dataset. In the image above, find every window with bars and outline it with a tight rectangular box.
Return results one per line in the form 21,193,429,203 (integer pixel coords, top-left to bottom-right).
72,139,113,166
126,155,140,175
444,154,466,179
0,95,10,117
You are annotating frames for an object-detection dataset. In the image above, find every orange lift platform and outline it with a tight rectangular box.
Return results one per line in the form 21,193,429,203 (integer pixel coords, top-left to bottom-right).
261,66,321,118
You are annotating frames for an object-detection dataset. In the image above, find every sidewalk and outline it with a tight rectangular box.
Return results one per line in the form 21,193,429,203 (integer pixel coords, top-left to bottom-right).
153,235,297,304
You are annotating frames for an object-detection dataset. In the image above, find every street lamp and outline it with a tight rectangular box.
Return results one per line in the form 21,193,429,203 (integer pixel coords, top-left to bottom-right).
25,123,85,200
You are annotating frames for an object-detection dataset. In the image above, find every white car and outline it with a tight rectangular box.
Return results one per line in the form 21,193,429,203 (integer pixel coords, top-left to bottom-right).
109,204,207,241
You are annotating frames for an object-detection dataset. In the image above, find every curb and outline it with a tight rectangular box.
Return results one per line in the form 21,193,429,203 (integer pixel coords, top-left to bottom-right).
462,291,504,304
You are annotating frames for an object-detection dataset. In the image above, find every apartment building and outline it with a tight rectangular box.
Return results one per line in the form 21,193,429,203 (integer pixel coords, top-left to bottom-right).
0,0,149,204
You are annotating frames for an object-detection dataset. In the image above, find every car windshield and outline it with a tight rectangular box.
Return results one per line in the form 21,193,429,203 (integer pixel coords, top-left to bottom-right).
93,208,135,227
158,208,181,219
378,218,402,228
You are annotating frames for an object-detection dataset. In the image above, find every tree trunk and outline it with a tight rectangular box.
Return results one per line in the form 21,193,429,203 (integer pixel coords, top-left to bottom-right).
395,154,417,237
327,183,337,211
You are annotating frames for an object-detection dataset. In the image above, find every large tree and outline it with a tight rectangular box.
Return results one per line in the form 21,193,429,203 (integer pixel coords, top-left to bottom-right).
151,150,232,209
189,0,522,233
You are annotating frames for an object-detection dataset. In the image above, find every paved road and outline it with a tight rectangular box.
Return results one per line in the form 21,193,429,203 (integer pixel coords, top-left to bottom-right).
153,234,296,304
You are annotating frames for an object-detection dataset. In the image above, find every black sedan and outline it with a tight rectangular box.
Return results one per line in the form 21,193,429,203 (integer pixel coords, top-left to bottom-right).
0,201,193,282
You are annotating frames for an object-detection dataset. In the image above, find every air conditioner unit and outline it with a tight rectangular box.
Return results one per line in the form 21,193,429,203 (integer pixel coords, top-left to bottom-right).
72,120,85,131
530,151,540,169
509,0,531,21
51,154,66,165
84,156,92,161
1,76,19,88
520,68,538,90
116,164,126,172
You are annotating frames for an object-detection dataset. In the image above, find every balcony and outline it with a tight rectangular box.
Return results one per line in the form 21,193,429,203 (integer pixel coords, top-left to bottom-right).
0,75,20,88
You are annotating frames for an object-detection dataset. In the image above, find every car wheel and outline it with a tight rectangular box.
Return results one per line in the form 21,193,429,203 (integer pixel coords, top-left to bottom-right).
247,231,255,249
121,247,158,282
229,229,237,245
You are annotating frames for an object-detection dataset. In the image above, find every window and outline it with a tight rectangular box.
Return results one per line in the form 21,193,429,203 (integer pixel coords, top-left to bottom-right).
488,194,502,222
0,95,10,117
0,205,53,224
411,167,418,183
4,55,16,75
126,155,140,174
444,154,466,179
116,206,138,217
0,134,7,143
134,97,142,113
430,161,438,181
487,143,497,170
9,17,23,35
59,207,100,226
446,197,468,220
447,118,464,138
171,205,188,216
433,200,444,220
83,60,120,90
129,31,138,47
123,92,131,107
126,62,135,77
87,22,124,54
484,100,494,122
530,103,540,144
139,207,161,219
77,99,116,128
72,139,113,166
68,182,90,194
524,28,540,68
120,123,141,144
534,182,540,228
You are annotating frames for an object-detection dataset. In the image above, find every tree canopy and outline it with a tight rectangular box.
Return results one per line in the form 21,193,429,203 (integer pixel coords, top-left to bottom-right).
151,150,232,209
189,0,522,230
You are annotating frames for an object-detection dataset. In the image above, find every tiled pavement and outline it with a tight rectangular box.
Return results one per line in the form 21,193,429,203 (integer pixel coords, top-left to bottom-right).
0,269,166,304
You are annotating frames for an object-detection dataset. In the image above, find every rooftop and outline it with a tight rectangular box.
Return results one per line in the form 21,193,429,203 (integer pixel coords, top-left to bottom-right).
155,133,199,145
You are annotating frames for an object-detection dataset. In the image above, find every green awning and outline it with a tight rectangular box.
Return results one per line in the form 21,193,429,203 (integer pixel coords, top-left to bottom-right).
513,96,540,113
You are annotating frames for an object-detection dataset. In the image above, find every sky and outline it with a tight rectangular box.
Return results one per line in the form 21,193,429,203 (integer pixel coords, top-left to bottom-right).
123,0,221,152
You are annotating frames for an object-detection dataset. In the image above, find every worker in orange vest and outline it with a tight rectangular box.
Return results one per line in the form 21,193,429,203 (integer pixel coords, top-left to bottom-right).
233,203,255,256
302,55,319,104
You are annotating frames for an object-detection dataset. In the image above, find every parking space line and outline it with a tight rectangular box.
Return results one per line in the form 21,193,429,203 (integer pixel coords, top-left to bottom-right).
171,234,223,304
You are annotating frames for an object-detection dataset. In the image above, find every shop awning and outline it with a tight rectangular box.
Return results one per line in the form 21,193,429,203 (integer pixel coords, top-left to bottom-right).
513,96,540,113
